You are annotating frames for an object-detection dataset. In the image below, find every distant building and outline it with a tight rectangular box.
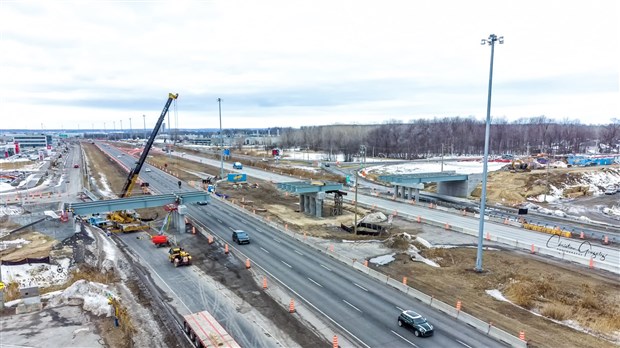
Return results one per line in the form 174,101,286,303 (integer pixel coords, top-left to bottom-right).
12,134,51,148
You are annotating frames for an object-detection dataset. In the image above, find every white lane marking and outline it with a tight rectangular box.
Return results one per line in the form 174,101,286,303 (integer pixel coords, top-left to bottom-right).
457,340,473,348
320,264,332,271
281,260,292,268
391,330,418,347
307,277,323,287
228,226,236,231
260,247,270,254
294,249,303,256
342,299,362,312
396,306,404,312
273,238,281,243
353,283,368,292
217,219,222,224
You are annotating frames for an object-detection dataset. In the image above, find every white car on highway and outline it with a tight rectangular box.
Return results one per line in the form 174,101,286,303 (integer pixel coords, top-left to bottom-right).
145,168,152,172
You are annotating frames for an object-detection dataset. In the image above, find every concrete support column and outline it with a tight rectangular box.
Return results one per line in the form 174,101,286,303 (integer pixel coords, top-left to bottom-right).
315,192,325,218
299,195,305,213
315,198,323,218
393,185,398,199
401,186,406,199
303,194,310,216
415,188,420,203
408,187,413,200
309,196,316,216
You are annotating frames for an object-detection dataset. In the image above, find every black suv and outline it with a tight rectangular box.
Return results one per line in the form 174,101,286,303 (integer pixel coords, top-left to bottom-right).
397,310,434,337
232,230,250,245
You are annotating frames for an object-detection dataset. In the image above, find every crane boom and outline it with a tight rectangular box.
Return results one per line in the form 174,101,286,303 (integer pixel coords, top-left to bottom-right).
120,93,178,198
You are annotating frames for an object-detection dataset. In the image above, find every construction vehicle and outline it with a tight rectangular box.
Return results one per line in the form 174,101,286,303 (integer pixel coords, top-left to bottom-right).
151,235,171,247
168,247,192,267
120,93,178,198
182,310,241,348
107,93,178,232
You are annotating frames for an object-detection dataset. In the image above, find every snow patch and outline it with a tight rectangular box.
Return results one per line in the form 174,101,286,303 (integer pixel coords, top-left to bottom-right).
415,236,433,249
1,258,71,288
369,253,395,265
485,289,509,302
47,280,114,317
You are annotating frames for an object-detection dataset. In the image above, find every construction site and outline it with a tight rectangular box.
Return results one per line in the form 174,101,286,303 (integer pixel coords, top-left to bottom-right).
1,132,619,347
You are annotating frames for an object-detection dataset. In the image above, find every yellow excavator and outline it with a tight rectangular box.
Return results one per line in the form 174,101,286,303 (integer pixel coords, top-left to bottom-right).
107,93,179,232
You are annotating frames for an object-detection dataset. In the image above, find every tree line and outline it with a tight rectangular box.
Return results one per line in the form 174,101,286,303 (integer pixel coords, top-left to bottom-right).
279,116,620,160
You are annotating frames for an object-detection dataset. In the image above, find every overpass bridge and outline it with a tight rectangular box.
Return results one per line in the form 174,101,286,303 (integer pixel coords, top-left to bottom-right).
379,171,481,201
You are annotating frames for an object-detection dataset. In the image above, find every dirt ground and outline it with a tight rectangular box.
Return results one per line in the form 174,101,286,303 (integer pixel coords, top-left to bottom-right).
470,166,618,206
0,231,57,261
86,142,620,347
83,143,133,197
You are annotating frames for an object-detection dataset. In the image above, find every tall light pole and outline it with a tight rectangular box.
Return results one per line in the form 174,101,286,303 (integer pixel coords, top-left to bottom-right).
475,34,503,273
218,98,224,179
120,120,123,140
353,145,366,235
143,114,146,140
129,117,132,139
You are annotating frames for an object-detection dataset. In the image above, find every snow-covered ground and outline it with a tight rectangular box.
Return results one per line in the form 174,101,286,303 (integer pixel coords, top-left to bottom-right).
366,160,507,176
1,258,71,288
0,158,46,172
0,205,24,216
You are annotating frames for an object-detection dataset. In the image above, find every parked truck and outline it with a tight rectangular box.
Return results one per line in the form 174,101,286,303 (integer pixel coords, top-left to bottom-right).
182,311,241,348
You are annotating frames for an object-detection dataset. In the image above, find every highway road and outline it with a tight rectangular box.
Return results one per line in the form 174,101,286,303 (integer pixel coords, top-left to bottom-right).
100,142,507,347
163,148,620,271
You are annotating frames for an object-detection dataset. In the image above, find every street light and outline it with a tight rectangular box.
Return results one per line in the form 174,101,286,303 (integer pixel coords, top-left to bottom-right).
218,98,224,179
353,145,366,235
475,33,503,273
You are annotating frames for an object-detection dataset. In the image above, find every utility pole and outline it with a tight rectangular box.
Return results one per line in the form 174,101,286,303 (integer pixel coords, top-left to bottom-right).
143,115,146,140
353,145,366,235
218,98,224,179
441,143,444,172
475,33,503,273
129,117,132,139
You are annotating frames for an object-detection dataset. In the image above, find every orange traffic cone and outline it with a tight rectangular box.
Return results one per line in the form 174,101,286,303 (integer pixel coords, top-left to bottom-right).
603,235,609,245
416,216,421,223
245,258,251,269
364,260,369,267
263,277,268,289
289,299,296,313
208,235,214,244
589,257,594,269
530,244,535,254
444,223,450,230
519,331,525,341
224,244,229,255
579,231,585,239
332,335,338,348
402,277,407,285
485,232,491,241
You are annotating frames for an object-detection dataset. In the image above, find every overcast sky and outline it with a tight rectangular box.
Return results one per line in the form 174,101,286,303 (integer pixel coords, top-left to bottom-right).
1,1,618,131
